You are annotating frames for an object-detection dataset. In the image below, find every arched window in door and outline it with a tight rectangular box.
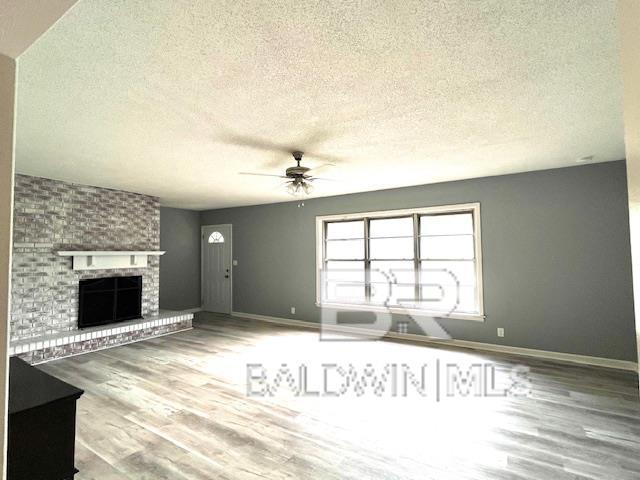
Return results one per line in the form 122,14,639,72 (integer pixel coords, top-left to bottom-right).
208,231,225,244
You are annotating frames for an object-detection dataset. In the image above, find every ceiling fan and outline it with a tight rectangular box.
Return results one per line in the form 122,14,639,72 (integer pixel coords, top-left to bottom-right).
240,151,334,196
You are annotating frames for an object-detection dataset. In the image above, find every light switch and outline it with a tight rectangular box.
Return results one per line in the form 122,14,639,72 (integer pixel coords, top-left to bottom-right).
232,259,238,266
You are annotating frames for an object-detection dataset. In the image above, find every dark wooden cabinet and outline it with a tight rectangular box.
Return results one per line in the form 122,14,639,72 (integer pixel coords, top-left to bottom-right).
8,357,84,480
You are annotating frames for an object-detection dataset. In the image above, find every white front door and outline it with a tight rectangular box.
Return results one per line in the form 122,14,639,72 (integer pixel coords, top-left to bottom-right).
201,224,232,314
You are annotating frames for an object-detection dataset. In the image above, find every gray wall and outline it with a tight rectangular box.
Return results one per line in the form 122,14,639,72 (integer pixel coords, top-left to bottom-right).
201,161,637,361
160,207,201,310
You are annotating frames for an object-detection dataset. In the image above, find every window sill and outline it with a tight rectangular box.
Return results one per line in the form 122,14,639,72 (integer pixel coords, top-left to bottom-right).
315,302,485,322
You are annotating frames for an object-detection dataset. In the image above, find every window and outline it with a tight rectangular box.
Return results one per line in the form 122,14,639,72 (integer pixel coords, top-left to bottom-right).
208,231,225,243
316,203,483,320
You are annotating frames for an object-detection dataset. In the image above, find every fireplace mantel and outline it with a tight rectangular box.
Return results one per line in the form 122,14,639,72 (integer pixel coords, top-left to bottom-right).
57,251,165,271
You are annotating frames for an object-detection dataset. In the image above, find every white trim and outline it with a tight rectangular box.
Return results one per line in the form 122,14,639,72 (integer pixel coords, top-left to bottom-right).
314,302,484,321
315,202,484,320
57,251,165,271
316,203,482,222
201,224,233,315
231,311,638,372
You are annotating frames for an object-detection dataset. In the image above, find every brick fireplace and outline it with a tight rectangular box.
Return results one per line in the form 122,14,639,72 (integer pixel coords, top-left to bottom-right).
10,174,192,363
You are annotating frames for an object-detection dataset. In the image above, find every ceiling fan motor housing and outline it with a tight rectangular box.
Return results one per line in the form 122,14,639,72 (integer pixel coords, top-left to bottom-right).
286,151,310,178
286,165,310,178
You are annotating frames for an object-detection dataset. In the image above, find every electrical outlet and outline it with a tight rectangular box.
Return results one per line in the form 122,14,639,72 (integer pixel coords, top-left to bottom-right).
497,328,505,338
291,307,296,315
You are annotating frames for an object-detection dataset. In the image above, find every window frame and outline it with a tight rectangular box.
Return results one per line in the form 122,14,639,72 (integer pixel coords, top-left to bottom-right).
315,202,485,321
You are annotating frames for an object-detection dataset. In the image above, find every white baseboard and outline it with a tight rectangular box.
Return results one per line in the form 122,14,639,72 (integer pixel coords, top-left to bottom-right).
231,311,638,372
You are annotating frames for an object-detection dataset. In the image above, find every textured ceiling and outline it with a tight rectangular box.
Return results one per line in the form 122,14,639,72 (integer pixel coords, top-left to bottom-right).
16,0,624,209
0,0,79,58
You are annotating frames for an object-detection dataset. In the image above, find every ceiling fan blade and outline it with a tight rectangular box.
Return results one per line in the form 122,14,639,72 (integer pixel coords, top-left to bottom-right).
257,130,332,165
273,180,292,192
307,176,339,182
307,163,336,174
239,172,289,179
215,125,348,168
305,152,347,164
220,133,294,154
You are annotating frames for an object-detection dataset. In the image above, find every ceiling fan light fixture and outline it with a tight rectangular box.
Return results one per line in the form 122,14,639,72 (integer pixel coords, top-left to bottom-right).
286,182,298,196
286,179,313,197
303,182,314,195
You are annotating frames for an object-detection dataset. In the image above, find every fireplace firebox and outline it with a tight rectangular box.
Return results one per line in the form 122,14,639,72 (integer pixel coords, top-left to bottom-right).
78,276,142,328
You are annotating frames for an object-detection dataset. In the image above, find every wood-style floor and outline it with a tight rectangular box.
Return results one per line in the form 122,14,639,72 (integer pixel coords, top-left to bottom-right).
39,312,640,479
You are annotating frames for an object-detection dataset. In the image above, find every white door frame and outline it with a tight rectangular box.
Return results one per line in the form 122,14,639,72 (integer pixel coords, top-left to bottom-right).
201,224,233,313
